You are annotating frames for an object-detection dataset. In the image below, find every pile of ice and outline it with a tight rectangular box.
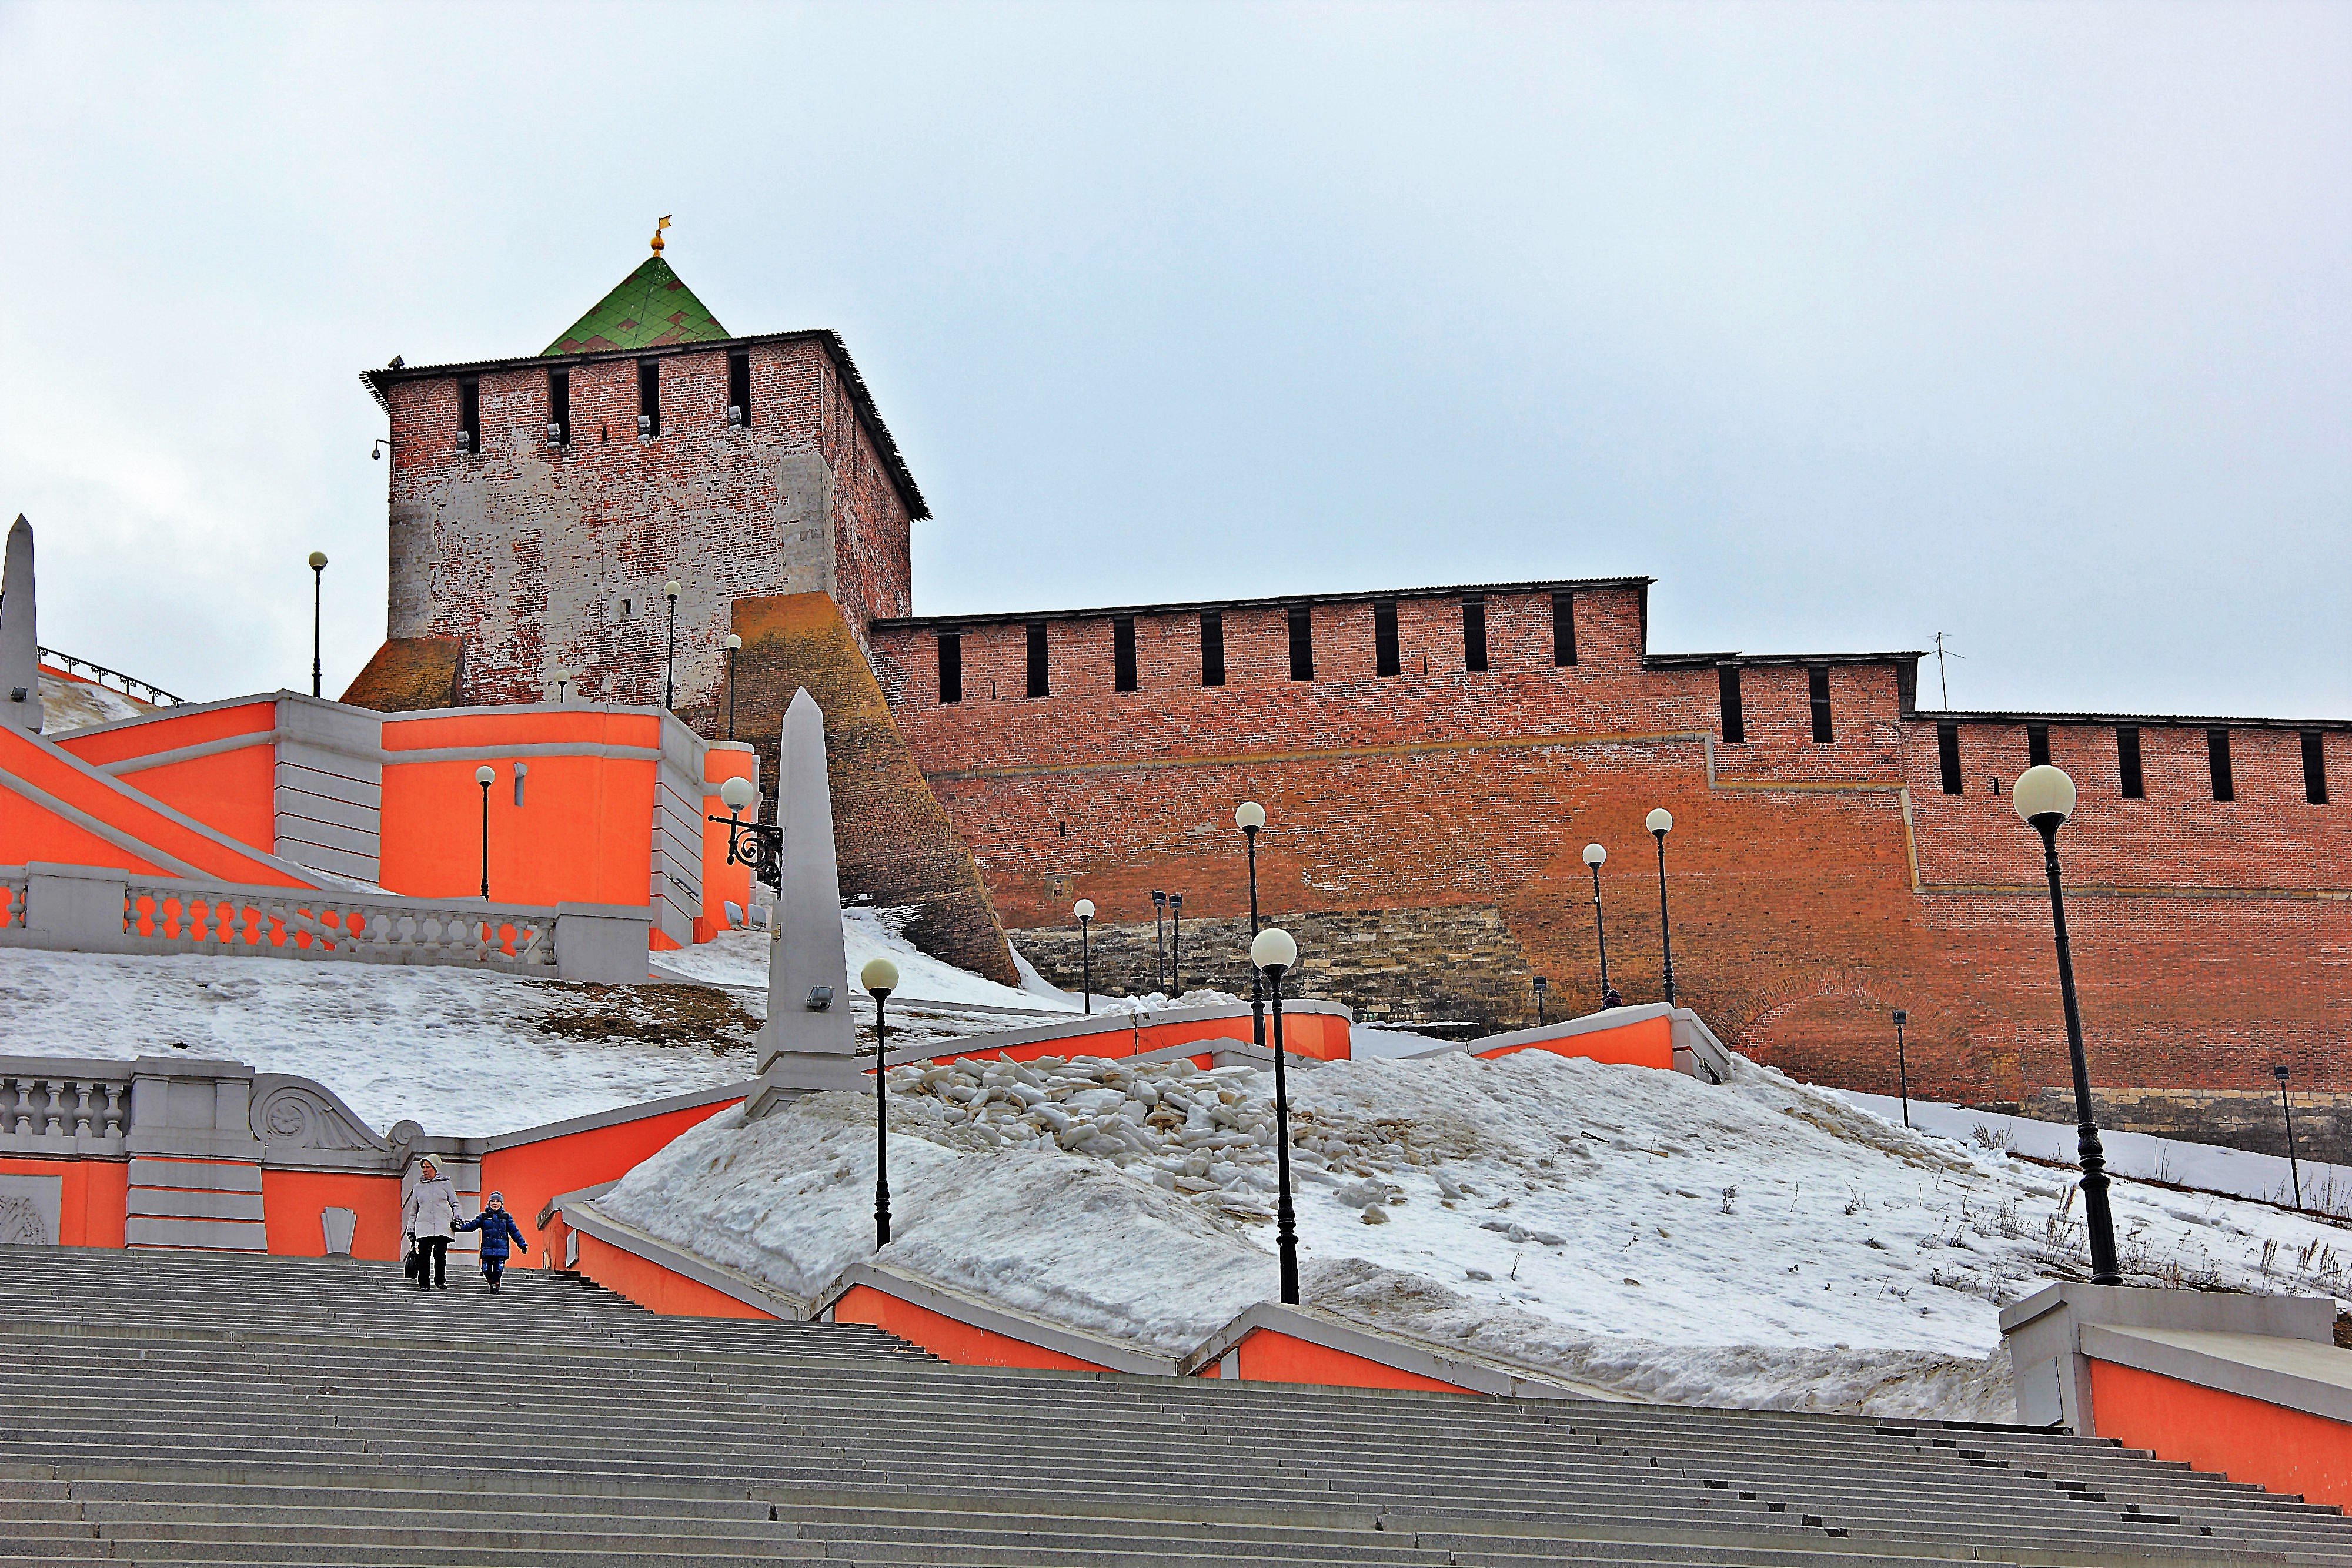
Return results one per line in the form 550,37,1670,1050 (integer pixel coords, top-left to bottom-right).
600,1043,2352,1421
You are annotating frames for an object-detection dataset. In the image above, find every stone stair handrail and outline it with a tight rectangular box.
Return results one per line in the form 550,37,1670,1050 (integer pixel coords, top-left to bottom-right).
0,862,650,983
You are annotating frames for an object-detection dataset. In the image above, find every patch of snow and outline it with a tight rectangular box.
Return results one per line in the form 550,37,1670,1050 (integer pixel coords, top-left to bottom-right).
1830,1089,2352,1216
0,950,746,1137
36,671,146,731
662,907,1078,1014
597,1042,2352,1419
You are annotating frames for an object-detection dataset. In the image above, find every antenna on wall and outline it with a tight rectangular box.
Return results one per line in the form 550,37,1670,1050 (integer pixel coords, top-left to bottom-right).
1930,631,1967,710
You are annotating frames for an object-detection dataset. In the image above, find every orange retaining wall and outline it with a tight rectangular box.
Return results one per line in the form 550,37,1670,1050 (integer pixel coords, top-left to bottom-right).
573,1229,776,1319
1225,1328,1475,1394
0,726,305,885
0,1156,126,1248
54,701,280,855
2088,1359,2352,1510
376,710,664,910
480,1096,743,1247
830,1283,1114,1371
1475,1014,1673,1071
260,1169,405,1259
928,1008,1348,1069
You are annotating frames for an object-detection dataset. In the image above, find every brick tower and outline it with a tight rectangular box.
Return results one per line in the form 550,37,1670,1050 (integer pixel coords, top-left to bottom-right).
348,229,1017,982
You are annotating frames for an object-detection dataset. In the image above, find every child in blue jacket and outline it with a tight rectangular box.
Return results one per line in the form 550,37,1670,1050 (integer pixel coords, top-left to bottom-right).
455,1191,529,1293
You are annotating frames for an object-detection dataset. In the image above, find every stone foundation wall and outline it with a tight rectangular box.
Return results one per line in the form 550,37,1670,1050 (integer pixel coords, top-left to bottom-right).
1013,904,1544,1033
2015,1086,2351,1169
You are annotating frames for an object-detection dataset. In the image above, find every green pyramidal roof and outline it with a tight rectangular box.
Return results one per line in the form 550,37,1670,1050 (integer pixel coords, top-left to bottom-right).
542,254,730,356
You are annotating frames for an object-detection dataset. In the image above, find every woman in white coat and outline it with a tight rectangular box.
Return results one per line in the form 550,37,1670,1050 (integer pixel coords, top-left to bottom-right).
402,1156,462,1290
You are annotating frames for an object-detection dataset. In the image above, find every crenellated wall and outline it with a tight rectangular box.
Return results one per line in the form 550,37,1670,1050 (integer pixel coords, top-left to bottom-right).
870,582,2350,1141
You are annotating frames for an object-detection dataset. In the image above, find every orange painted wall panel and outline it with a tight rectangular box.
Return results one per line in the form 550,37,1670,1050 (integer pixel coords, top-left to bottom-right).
831,1283,1112,1371
573,1230,776,1319
480,1098,742,1246
376,753,654,907
927,1009,1347,1069
2088,1358,2352,1510
0,1156,126,1247
260,1170,406,1259
1235,1328,1474,1394
113,745,278,855
0,727,302,886
1476,1015,1673,1071
54,701,275,768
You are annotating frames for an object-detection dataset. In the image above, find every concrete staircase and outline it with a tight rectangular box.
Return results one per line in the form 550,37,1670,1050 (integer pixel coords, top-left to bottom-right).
2,1246,2347,1566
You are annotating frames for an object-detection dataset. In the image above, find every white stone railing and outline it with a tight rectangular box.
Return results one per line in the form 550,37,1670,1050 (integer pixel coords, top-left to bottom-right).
0,864,650,984
119,875,555,974
0,1059,131,1157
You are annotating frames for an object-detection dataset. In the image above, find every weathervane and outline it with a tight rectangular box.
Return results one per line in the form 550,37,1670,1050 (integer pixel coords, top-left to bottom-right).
651,214,672,255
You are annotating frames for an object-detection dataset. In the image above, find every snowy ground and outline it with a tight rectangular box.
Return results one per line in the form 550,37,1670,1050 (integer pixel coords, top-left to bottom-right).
1832,1088,2352,1216
11,906,2348,1423
600,1045,2352,1421
0,948,754,1136
38,671,147,731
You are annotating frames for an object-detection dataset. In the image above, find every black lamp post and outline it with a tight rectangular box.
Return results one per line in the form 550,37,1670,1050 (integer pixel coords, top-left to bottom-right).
1170,892,1184,996
2014,764,2122,1285
1892,1008,1912,1129
863,957,899,1248
662,580,681,711
1074,900,1094,1014
1582,841,1617,1008
709,774,781,888
724,633,742,740
2275,1065,2303,1211
1532,975,1547,1027
1237,801,1266,1046
1253,926,1302,1305
1151,890,1168,995
473,765,495,900
1646,809,1676,1007
551,667,573,704
307,552,328,698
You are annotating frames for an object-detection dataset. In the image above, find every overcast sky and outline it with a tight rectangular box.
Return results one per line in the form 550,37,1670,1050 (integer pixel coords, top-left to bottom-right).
2,1,2344,719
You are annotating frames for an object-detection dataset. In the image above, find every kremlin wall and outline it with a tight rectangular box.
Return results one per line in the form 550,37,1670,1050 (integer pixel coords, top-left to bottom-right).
340,245,2347,1158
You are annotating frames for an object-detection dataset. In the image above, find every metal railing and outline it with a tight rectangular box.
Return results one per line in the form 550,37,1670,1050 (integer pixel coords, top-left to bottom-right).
35,646,184,707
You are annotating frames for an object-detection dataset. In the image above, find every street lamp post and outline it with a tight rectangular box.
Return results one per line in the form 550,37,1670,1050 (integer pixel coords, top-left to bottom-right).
473,765,495,900
1892,1008,1912,1129
1074,900,1095,1015
308,552,328,698
2014,764,2122,1285
1532,975,1547,1027
663,581,681,711
1252,927,1302,1305
2275,1065,2303,1211
550,667,573,704
863,957,900,1248
1170,892,1184,997
1582,842,1618,1008
1237,802,1266,1046
724,633,743,740
1151,891,1168,995
1646,810,1676,1007
710,774,781,888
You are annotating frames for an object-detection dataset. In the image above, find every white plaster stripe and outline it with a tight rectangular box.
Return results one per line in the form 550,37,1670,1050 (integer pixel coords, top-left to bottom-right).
101,731,274,774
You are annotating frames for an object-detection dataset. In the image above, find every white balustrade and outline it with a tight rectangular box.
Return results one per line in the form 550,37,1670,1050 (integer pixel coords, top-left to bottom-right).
0,1062,129,1155
118,879,556,975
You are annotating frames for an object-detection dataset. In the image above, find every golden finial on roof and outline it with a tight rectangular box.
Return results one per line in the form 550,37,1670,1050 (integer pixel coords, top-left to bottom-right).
651,215,673,255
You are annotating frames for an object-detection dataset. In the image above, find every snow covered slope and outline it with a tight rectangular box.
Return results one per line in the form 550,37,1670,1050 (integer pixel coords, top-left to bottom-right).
599,1045,2352,1421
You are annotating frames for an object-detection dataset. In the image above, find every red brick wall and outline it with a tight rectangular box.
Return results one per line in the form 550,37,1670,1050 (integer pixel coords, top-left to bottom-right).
873,587,2350,1115
382,337,910,710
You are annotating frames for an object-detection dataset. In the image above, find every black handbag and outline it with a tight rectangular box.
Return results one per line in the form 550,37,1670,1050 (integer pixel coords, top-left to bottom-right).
402,1245,422,1281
